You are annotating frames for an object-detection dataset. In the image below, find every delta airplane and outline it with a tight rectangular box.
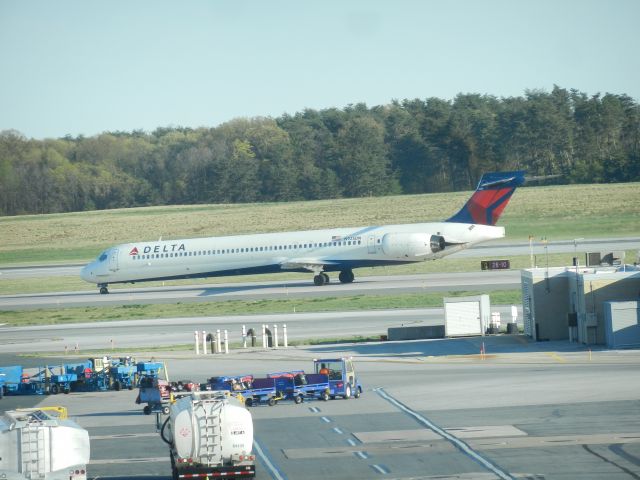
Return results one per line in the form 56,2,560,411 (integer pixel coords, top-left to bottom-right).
80,171,525,294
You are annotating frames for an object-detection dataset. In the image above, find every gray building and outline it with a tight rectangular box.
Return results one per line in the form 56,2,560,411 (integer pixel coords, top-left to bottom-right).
521,267,640,345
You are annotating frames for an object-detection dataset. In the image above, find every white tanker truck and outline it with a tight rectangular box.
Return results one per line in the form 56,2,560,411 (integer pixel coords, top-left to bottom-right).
161,391,256,479
0,407,90,480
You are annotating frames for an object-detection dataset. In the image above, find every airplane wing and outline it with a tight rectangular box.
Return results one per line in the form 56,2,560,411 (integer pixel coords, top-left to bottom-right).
279,258,337,272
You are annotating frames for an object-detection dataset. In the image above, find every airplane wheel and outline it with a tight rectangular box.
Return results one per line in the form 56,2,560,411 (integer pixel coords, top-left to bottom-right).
99,286,109,294
322,273,329,283
339,270,354,283
313,274,325,286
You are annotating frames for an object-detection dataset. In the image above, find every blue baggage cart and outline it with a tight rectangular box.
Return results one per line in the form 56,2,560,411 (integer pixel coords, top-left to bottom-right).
267,371,330,403
242,377,281,407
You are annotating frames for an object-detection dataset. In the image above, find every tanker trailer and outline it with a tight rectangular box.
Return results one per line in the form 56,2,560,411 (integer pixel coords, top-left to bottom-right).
0,407,90,479
161,391,255,479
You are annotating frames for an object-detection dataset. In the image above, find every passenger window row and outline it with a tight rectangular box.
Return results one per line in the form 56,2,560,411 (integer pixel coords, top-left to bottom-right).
131,240,363,261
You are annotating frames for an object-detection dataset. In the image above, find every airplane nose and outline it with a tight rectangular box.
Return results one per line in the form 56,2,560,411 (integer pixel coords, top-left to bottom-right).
80,264,94,283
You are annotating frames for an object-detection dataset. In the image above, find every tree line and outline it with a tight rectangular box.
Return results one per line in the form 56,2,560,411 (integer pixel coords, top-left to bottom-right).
1,86,638,216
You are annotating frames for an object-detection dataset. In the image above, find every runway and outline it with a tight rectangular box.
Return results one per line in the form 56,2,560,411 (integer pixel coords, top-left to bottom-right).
0,270,522,310
0,305,525,354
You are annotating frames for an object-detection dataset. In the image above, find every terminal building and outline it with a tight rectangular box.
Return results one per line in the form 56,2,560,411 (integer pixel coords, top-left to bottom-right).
521,266,640,348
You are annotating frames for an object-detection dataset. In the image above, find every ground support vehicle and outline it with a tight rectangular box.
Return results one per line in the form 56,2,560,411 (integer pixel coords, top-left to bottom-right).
267,371,330,403
241,378,282,407
0,407,90,479
0,365,23,395
170,379,200,393
110,364,136,390
48,372,77,395
136,361,170,414
293,373,331,402
160,391,255,480
137,377,171,414
65,361,109,392
208,375,254,392
313,357,362,399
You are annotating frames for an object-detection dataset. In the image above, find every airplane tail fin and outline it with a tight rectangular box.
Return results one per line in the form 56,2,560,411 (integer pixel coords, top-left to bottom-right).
446,171,526,226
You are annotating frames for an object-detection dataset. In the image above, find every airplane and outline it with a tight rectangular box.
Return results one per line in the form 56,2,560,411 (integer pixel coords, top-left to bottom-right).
80,171,525,294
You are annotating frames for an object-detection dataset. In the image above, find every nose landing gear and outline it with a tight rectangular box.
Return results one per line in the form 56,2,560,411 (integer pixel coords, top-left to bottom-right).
98,284,109,294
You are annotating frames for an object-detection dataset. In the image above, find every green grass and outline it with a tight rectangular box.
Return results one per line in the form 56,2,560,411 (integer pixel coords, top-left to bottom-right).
1,182,638,266
18,335,389,358
0,290,521,327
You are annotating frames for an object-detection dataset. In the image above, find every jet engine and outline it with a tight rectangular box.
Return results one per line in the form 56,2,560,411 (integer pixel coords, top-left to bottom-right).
381,233,445,258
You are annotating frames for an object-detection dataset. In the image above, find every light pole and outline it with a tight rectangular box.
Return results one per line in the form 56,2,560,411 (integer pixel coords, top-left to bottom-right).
573,238,584,267
529,235,534,268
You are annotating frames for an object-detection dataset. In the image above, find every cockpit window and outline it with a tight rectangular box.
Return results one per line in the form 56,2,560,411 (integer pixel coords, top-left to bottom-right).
99,252,108,262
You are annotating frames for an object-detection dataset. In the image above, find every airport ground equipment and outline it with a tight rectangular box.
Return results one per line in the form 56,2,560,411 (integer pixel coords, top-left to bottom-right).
0,407,90,479
208,375,279,406
136,361,171,414
267,371,331,403
169,379,200,393
0,365,23,395
208,375,254,392
109,357,137,390
160,391,255,479
65,360,109,392
240,378,282,407
313,357,362,399
47,368,77,395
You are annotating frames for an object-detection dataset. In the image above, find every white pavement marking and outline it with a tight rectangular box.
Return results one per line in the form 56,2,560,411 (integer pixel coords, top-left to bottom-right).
370,464,390,474
254,439,287,480
321,416,331,423
333,427,344,434
375,387,515,480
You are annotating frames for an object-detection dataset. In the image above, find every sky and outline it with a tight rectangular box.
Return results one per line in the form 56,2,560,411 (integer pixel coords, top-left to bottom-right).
1,0,639,140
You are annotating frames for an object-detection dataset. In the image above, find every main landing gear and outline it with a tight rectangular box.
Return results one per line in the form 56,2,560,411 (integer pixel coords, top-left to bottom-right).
313,269,355,286
338,270,355,284
313,273,330,286
98,284,109,294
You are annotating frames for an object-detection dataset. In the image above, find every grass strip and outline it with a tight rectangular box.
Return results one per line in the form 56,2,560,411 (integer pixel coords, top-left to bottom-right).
0,290,521,327
19,335,385,358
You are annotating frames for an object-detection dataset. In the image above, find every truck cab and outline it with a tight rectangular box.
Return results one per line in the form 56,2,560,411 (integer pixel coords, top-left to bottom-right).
313,357,362,399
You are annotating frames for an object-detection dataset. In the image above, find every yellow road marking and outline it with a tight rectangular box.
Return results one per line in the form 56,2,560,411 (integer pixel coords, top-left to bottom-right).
545,352,567,363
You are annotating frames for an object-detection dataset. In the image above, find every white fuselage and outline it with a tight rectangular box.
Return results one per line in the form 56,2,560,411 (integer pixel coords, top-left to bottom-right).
80,221,504,286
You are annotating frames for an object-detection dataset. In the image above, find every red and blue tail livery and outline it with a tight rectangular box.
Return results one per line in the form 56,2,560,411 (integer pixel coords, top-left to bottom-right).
446,171,526,226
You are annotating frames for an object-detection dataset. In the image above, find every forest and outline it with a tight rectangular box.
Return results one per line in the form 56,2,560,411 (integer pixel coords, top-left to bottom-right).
1,86,638,216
